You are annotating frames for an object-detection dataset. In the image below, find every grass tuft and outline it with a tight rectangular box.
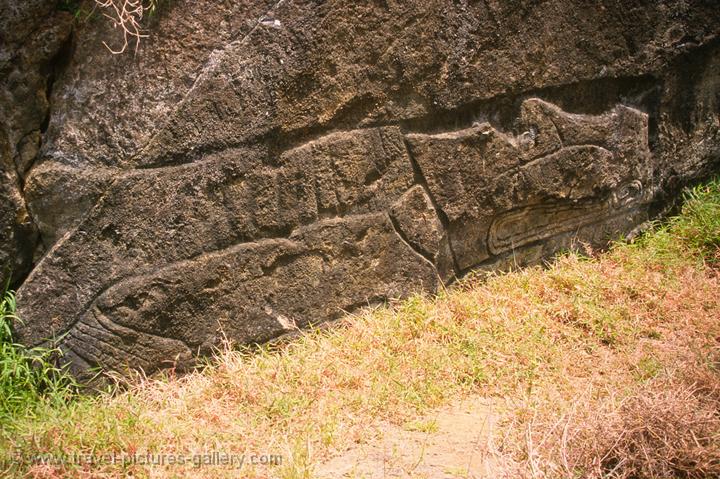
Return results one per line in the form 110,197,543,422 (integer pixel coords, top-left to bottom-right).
0,288,78,425
631,177,720,266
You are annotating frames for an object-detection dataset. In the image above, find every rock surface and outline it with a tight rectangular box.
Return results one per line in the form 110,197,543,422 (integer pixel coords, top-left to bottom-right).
0,0,72,285
1,0,718,377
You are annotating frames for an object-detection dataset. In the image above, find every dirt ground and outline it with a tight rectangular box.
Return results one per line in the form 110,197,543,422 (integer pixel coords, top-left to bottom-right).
317,397,505,478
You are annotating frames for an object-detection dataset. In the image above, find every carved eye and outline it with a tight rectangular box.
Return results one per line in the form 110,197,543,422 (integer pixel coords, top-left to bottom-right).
611,180,644,208
527,126,538,141
517,127,537,150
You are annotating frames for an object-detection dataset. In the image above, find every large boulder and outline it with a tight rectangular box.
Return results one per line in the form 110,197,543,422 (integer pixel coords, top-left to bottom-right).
3,0,718,377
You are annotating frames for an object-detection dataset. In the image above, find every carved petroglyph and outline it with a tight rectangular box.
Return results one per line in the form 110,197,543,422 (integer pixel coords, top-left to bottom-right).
406,98,652,271
57,215,439,375
17,98,653,377
488,202,607,255
16,127,440,376
488,180,647,255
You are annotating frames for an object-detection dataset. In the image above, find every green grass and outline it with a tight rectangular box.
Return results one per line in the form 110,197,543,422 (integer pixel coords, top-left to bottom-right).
0,288,78,425
674,179,720,256
631,178,720,266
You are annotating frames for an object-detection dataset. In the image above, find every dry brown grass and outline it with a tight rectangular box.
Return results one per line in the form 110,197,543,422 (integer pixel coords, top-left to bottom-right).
510,354,720,479
586,376,720,478
498,257,720,479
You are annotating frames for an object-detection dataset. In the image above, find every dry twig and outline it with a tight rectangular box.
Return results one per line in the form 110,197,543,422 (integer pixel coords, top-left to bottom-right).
94,0,156,54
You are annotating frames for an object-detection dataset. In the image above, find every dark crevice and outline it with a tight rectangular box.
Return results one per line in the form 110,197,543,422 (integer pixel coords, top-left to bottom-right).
648,155,720,221
11,28,75,291
363,167,382,186
398,74,660,138
659,36,720,134
39,28,74,136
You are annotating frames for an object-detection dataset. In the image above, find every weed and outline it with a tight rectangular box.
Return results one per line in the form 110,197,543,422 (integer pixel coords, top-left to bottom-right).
630,177,720,266
0,288,78,426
